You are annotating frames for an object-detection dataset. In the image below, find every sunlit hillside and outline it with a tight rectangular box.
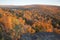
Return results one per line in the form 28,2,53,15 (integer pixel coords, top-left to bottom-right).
0,5,60,40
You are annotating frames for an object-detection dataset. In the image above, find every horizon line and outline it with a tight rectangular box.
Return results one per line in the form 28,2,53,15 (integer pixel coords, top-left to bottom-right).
0,4,60,6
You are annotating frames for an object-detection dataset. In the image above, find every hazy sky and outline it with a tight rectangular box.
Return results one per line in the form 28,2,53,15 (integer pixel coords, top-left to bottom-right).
0,0,60,6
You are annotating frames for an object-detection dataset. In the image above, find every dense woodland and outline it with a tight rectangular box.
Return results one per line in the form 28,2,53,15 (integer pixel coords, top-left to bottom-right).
0,5,60,40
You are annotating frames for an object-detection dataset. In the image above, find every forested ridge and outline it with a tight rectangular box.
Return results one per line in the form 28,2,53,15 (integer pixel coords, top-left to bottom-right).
0,5,60,40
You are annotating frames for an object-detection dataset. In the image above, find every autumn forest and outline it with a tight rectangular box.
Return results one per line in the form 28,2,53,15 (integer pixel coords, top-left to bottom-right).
0,5,60,40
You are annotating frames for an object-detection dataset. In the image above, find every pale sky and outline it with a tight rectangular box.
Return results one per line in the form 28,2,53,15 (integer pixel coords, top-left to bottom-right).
0,0,60,6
